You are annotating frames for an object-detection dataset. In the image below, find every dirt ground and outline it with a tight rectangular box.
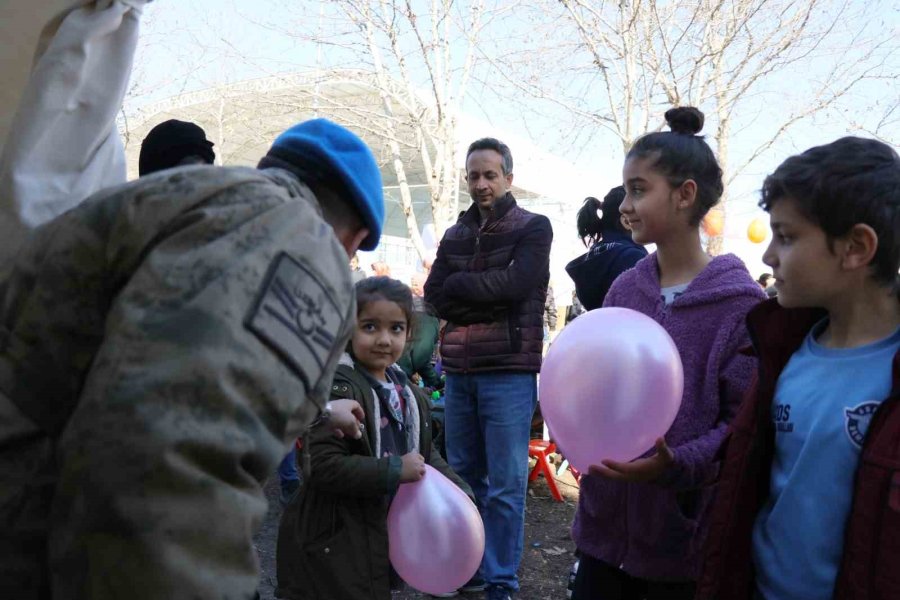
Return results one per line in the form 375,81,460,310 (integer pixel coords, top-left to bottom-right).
253,458,580,600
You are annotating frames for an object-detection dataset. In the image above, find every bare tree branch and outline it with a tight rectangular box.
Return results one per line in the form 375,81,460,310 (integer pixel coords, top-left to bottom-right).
490,0,898,254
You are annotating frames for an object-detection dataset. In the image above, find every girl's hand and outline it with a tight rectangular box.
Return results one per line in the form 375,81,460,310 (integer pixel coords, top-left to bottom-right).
399,452,426,483
327,399,365,440
588,438,675,483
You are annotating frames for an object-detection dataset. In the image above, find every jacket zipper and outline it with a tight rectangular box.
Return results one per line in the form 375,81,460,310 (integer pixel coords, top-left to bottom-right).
464,319,471,372
634,296,671,566
621,300,669,570
464,217,489,373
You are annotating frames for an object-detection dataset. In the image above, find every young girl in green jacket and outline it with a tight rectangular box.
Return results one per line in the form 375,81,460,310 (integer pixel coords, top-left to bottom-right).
276,276,471,600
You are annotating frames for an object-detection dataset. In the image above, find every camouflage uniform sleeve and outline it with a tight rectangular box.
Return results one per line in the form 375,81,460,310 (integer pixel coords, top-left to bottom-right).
48,172,354,599
0,394,54,598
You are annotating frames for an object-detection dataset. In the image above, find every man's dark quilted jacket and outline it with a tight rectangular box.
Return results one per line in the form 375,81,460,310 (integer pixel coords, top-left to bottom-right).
424,193,552,373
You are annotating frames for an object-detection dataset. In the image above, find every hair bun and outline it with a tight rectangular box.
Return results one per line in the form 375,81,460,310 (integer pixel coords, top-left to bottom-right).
665,106,704,135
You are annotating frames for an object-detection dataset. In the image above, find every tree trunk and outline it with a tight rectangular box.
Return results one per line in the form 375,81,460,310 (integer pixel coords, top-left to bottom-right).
431,139,460,237
360,11,426,259
706,112,730,256
389,142,427,260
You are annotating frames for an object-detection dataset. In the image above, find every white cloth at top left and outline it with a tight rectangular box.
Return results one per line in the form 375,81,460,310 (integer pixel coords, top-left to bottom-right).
0,0,150,266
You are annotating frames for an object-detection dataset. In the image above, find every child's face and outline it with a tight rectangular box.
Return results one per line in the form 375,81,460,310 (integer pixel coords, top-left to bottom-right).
762,197,843,308
352,299,409,379
622,156,686,245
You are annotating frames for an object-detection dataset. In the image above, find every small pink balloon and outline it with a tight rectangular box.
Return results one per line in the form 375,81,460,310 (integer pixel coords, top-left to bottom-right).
539,307,683,471
387,464,485,595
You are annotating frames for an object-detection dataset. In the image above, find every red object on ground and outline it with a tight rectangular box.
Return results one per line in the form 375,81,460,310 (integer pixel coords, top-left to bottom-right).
528,440,563,502
568,466,581,483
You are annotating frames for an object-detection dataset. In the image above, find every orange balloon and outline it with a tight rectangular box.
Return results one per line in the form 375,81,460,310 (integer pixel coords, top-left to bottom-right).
702,211,724,237
747,217,768,244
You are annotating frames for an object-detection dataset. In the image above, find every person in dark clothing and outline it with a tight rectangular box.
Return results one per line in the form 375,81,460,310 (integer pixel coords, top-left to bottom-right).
696,137,900,600
275,277,470,600
425,137,552,600
138,119,215,176
565,186,648,310
398,273,442,389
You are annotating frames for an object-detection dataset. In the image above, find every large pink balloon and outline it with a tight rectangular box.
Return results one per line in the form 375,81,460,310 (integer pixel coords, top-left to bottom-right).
539,307,683,471
387,464,485,595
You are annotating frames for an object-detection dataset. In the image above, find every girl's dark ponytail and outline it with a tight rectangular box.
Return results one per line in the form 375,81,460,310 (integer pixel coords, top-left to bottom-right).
576,186,630,245
576,196,604,245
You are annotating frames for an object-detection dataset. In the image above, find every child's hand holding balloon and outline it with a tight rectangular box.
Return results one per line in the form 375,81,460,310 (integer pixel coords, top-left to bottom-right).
539,308,684,472
388,465,485,595
400,452,426,482
588,437,675,483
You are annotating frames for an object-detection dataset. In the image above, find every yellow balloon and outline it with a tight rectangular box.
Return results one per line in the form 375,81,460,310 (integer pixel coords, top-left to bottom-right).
748,217,768,244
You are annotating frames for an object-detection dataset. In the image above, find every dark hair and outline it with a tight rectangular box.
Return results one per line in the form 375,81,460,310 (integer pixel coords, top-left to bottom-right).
576,186,629,244
627,107,723,226
466,138,513,175
139,119,215,176
757,273,772,286
354,276,418,340
760,136,900,291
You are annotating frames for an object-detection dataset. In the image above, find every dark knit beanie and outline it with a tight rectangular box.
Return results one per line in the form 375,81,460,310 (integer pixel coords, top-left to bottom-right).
258,118,384,251
139,119,215,176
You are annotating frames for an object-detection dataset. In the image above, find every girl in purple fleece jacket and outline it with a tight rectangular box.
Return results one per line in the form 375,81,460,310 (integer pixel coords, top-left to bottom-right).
570,107,766,600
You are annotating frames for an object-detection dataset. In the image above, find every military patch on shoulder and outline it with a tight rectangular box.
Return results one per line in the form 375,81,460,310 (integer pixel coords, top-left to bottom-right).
245,252,345,388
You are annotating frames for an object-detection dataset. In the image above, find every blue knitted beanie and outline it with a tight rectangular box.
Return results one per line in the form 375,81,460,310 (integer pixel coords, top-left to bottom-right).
265,119,384,251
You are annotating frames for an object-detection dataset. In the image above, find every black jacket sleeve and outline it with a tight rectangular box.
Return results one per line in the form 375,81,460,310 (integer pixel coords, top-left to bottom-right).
424,238,503,324
608,245,647,283
441,216,552,303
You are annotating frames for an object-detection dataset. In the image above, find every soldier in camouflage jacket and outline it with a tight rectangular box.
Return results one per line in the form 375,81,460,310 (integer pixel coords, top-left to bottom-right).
0,119,384,600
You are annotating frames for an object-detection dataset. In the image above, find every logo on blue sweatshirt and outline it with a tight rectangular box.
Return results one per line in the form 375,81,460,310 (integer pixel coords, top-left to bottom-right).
844,402,880,448
774,403,793,432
